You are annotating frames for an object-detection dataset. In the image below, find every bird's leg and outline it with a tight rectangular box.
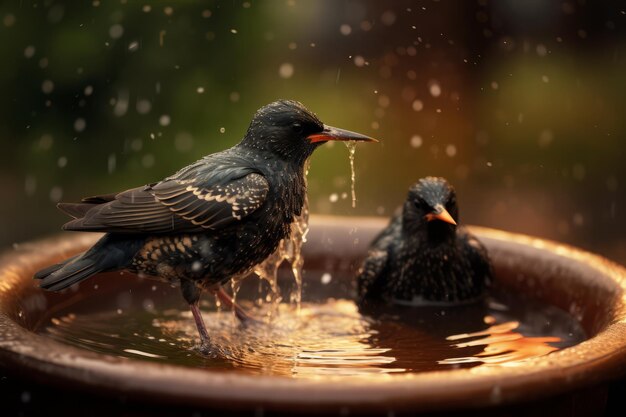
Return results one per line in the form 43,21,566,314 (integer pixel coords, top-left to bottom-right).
189,301,211,350
181,279,212,354
210,285,259,325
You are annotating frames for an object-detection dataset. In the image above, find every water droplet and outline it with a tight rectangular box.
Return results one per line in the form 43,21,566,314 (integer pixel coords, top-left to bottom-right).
136,99,151,114
196,86,205,94
339,24,352,35
321,273,332,285
536,44,548,56
24,45,36,58
410,135,423,148
219,127,226,133
108,154,116,174
109,24,124,39
412,100,424,112
345,141,357,208
159,115,171,126
49,186,63,202
73,118,86,132
429,81,441,97
329,193,339,203
353,55,366,67
191,261,202,272
41,80,54,94
445,144,457,157
278,63,294,79
114,89,129,117
3,14,16,27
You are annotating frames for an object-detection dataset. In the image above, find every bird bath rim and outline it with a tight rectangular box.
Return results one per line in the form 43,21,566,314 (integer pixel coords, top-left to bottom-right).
1,215,626,413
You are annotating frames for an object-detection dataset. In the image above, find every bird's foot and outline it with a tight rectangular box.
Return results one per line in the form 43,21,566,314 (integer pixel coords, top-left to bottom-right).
195,341,233,359
196,341,219,358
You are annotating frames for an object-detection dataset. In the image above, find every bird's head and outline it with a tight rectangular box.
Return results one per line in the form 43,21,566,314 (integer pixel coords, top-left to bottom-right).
241,100,376,164
402,177,458,240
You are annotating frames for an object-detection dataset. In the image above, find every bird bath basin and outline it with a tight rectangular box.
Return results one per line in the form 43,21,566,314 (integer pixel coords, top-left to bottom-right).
1,215,626,415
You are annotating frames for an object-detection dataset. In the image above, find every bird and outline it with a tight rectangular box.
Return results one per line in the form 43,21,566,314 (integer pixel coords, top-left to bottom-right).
35,100,377,354
357,177,492,306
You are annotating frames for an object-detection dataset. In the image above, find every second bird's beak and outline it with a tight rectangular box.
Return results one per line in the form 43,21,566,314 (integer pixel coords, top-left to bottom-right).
307,125,378,143
424,204,457,226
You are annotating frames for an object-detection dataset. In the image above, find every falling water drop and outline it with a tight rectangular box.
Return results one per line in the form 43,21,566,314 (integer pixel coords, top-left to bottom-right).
345,141,357,208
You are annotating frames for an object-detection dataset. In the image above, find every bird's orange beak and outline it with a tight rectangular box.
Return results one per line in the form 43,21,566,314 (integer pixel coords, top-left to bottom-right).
424,204,457,226
307,125,378,143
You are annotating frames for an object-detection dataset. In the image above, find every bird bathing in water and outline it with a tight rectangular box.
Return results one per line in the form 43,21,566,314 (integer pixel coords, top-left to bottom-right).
357,177,492,306
34,100,377,354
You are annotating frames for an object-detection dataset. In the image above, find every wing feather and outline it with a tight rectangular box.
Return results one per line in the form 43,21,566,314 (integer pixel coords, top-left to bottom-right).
61,170,269,234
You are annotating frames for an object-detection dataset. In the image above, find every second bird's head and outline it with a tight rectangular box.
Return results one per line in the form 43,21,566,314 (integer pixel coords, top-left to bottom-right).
402,177,459,237
240,100,377,164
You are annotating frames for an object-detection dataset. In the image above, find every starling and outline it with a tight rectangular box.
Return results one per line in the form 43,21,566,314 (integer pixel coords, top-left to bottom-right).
35,100,376,353
357,177,492,306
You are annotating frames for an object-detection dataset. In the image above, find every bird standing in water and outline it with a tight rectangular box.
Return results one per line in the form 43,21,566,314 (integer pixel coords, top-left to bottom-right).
357,177,492,306
35,100,376,353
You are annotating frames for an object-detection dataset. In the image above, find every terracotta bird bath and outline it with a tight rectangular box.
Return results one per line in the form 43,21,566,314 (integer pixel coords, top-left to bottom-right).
1,215,626,415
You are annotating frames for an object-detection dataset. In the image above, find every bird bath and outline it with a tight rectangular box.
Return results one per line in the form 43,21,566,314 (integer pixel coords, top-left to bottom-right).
1,215,626,415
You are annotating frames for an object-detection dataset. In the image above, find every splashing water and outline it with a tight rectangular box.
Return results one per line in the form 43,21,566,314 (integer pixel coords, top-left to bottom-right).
252,160,310,318
345,141,357,208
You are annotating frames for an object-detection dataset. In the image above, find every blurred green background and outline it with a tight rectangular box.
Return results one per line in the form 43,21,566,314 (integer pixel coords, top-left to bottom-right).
0,0,624,264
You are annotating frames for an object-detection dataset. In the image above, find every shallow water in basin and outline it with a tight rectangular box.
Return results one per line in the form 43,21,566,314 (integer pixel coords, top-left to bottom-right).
35,276,586,378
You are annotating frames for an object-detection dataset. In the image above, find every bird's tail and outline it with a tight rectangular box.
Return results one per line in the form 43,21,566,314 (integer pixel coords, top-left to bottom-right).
34,234,144,292
35,254,104,291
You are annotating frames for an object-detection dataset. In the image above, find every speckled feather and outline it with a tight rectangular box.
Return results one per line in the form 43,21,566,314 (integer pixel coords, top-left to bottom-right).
357,177,492,305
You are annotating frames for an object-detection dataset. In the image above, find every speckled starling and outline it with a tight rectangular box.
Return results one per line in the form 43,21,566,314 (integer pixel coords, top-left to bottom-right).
35,100,376,353
357,177,492,306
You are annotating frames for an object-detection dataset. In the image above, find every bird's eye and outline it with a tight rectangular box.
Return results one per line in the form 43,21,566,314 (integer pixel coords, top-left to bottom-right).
414,199,428,210
292,123,303,133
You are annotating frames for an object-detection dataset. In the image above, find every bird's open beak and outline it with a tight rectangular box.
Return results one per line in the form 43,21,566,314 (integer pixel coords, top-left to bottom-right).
307,125,378,143
424,204,457,226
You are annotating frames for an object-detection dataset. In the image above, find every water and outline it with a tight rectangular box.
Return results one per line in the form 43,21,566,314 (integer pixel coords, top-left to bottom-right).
37,281,585,378
253,160,310,315
345,141,357,208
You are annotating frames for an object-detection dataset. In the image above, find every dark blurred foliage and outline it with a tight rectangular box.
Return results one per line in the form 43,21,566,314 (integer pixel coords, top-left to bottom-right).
0,0,624,264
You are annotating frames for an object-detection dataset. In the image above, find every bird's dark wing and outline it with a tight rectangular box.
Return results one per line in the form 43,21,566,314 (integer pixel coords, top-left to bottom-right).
61,165,269,234
357,248,390,302
357,214,402,303
462,232,493,287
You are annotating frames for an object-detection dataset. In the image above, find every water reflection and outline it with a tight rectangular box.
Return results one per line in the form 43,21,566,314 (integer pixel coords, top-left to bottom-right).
41,292,585,378
440,317,560,367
